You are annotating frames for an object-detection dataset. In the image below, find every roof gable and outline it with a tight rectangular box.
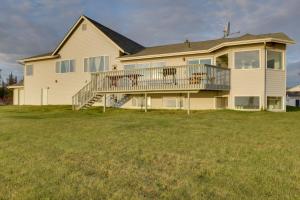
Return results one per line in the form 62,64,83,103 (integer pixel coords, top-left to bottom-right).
52,15,144,56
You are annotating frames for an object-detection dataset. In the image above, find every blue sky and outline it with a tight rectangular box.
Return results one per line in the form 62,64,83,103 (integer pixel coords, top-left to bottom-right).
0,0,299,86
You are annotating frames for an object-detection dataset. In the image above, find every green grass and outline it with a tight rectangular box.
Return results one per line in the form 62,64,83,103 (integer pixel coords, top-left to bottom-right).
0,106,299,200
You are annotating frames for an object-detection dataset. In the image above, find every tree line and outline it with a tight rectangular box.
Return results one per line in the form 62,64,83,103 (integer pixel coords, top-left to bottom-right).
0,69,19,105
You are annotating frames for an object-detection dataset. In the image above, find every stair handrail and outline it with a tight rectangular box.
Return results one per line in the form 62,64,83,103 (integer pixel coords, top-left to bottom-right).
72,75,98,110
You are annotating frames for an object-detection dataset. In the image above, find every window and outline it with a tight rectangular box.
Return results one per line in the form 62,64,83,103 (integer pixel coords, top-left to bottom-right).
163,97,181,108
124,62,165,70
26,65,33,76
124,62,166,80
56,60,75,73
132,96,151,107
216,54,229,68
187,58,212,76
235,96,260,110
235,50,260,69
84,56,109,72
187,58,212,65
267,97,282,110
82,24,87,31
267,50,283,70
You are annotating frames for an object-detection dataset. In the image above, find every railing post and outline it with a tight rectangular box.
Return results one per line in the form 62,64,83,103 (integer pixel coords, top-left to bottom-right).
103,93,106,113
187,92,190,115
144,93,147,112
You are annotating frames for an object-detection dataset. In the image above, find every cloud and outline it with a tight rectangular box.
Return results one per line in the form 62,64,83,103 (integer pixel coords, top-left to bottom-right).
0,0,299,85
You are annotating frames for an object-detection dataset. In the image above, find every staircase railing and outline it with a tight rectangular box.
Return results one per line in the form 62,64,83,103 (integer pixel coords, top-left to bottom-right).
72,79,96,110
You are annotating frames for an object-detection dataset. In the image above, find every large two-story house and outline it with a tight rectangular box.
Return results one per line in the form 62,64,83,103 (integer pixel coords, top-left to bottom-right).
9,15,295,113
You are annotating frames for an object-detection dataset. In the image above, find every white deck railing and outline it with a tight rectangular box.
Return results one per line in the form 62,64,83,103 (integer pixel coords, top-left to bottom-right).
91,64,230,93
72,64,230,110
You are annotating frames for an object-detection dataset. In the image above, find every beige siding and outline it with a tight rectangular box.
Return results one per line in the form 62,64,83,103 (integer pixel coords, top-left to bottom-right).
13,88,24,105
24,18,120,105
121,91,219,110
266,70,286,96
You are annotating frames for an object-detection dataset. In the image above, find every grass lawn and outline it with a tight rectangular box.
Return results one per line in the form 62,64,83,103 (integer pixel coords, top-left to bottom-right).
0,106,299,200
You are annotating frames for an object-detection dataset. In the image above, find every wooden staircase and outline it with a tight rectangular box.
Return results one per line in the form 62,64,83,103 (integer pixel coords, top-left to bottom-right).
81,94,103,110
72,79,129,110
72,80,103,110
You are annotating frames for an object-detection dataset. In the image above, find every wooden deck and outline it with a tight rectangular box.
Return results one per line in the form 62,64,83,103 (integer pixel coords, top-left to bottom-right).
72,64,230,110
91,64,230,93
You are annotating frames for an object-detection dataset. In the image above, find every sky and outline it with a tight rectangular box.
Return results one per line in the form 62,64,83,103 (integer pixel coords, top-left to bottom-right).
0,0,299,86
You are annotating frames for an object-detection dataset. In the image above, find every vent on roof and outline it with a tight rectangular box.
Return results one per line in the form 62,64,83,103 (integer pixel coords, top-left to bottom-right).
82,24,87,31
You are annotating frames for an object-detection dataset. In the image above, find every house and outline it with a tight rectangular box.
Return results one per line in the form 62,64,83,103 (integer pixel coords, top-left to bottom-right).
12,15,295,113
287,84,300,107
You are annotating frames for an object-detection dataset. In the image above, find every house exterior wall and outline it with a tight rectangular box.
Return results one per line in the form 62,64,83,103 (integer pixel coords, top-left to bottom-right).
19,18,288,111
23,19,121,105
120,91,223,110
120,43,282,110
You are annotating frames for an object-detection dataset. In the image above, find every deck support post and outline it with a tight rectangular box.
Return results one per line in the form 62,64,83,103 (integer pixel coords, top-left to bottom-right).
144,93,148,112
103,94,106,113
187,92,190,115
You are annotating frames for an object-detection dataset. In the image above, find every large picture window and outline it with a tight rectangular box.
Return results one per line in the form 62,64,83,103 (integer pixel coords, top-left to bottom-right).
235,96,260,110
267,97,282,110
124,62,165,70
267,50,283,70
187,58,212,65
26,65,33,76
56,60,75,73
84,56,109,72
235,50,260,69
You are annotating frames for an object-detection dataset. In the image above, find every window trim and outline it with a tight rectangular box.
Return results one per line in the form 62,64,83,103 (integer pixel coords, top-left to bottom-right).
233,49,262,70
124,61,167,70
25,65,34,76
131,96,151,107
162,96,182,109
266,49,285,71
186,57,213,65
234,95,261,110
56,59,76,74
83,55,110,72
267,96,283,110
214,53,229,68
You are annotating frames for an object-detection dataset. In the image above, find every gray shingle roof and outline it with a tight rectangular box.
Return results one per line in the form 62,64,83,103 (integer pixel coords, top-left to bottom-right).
121,32,294,58
84,16,145,54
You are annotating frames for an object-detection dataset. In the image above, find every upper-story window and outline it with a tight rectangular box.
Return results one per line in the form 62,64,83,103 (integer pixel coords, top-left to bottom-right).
187,58,212,65
84,56,109,72
235,50,260,69
26,65,33,76
124,62,165,70
267,50,283,70
216,54,229,68
56,60,75,73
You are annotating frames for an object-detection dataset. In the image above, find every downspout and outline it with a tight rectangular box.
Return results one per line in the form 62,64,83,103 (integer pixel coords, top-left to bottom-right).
264,42,267,110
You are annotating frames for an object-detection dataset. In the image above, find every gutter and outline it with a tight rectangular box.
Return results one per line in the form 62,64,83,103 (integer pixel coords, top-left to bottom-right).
18,54,60,64
118,38,295,61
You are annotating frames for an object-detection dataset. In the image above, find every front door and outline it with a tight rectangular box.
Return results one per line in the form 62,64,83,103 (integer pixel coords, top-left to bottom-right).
41,88,48,105
296,99,300,107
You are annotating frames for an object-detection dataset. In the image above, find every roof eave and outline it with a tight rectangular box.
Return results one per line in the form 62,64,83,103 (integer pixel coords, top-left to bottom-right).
118,38,295,61
7,85,24,89
18,55,60,64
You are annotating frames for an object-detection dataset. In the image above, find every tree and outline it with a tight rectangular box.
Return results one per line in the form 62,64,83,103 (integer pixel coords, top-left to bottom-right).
6,72,17,86
0,71,18,105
